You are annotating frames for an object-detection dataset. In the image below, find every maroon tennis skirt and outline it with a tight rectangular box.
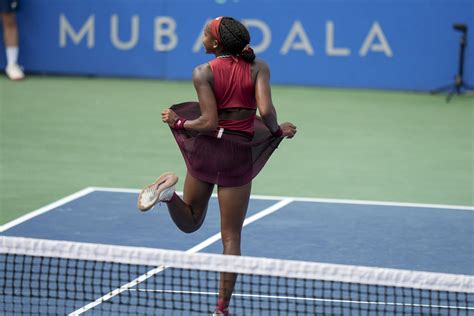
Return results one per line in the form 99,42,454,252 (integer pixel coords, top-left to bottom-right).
169,102,283,187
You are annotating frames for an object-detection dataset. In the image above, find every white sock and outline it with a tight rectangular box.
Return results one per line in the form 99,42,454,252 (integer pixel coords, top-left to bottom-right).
6,46,19,66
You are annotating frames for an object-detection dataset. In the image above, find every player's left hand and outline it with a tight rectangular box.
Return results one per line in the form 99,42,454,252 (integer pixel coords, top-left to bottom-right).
161,109,178,126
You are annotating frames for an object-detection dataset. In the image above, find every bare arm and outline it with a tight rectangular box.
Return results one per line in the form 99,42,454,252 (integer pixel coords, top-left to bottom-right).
255,60,280,133
162,64,218,132
255,60,297,138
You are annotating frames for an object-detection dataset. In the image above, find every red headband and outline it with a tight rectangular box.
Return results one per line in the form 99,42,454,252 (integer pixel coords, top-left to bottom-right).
209,17,223,44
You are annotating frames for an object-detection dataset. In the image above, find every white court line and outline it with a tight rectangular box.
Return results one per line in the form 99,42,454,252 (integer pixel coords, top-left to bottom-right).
2,186,471,233
90,186,474,211
68,198,294,315
129,288,473,311
0,187,474,233
0,188,96,233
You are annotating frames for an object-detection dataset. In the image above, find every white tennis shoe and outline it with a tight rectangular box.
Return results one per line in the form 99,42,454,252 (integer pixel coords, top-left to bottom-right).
137,172,178,211
5,63,25,81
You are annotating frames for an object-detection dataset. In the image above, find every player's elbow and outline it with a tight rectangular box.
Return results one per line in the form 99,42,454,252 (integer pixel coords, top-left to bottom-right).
259,109,276,122
208,123,218,131
203,123,218,132
258,103,276,118
199,116,218,131
207,122,218,131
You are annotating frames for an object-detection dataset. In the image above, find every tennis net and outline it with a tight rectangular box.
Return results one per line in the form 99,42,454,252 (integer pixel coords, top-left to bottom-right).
1,236,473,315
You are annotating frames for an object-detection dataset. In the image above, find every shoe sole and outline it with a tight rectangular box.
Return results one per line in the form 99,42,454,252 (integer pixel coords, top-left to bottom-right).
6,75,24,81
137,172,178,212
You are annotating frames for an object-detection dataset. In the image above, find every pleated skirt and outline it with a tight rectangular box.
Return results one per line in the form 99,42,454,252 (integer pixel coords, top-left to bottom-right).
169,102,283,187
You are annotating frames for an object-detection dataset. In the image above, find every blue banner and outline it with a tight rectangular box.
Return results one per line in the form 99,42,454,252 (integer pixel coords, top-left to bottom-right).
1,0,472,91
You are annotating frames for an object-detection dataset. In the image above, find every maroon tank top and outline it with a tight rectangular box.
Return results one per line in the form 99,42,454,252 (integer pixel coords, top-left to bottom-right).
209,56,256,135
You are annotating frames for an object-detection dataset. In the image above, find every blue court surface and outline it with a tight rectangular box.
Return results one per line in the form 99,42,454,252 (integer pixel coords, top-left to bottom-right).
1,187,473,315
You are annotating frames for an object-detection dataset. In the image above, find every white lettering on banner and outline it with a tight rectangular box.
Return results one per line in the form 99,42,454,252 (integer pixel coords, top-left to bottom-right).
326,21,350,56
59,14,95,48
242,19,271,54
280,20,314,55
58,15,393,58
359,22,393,57
154,16,178,51
111,15,139,50
192,19,210,53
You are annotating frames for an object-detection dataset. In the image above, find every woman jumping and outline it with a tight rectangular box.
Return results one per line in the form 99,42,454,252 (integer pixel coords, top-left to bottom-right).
137,16,297,316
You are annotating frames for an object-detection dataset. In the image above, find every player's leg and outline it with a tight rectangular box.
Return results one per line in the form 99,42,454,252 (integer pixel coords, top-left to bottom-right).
214,182,252,315
166,172,214,233
1,9,24,80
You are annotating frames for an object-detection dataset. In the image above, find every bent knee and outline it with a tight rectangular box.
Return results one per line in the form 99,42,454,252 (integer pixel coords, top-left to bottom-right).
177,221,204,234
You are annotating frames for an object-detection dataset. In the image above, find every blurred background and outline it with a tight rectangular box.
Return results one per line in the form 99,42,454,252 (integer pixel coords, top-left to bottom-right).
1,0,473,225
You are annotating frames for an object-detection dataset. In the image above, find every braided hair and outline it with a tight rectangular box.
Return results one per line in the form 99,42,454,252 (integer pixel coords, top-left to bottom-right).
219,17,256,63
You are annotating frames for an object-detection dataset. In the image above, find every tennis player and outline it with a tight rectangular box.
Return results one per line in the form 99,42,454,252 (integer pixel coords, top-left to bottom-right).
138,16,297,316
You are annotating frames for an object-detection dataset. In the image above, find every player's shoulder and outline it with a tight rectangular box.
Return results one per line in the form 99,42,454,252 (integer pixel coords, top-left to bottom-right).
253,59,269,68
193,62,211,74
252,59,270,74
192,63,212,82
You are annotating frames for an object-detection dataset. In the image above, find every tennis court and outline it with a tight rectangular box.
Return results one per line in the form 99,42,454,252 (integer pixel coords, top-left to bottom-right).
1,75,473,315
1,186,473,315
1,1,473,314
